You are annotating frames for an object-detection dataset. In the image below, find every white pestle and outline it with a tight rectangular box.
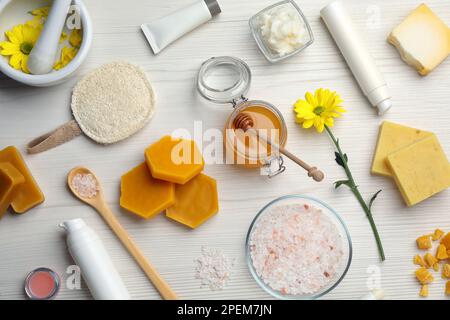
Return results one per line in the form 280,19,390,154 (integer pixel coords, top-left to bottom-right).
27,0,73,75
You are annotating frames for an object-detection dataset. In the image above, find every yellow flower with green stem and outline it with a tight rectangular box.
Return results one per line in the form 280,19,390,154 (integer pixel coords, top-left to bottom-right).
294,88,386,261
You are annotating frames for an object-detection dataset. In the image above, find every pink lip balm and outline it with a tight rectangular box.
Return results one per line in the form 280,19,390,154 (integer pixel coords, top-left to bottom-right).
24,268,60,300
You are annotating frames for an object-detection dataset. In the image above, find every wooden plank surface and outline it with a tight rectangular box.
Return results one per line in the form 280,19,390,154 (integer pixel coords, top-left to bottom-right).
0,0,449,300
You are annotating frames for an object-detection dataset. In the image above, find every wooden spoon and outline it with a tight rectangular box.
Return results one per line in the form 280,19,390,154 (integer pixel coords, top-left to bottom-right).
67,166,178,300
233,113,325,182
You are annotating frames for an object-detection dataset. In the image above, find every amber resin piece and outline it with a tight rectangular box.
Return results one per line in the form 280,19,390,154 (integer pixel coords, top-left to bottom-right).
166,173,218,229
0,146,44,213
145,136,204,185
0,163,25,218
120,163,175,219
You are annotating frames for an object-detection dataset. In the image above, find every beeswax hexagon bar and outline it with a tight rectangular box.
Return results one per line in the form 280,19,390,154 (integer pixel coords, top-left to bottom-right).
0,146,44,213
166,173,218,229
145,136,204,185
120,162,175,219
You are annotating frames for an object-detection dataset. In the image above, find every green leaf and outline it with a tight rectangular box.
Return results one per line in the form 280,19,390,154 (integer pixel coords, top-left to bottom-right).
369,190,382,211
334,180,351,189
334,152,348,168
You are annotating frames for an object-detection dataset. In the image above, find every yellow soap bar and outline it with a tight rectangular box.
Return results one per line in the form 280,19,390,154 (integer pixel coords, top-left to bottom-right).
166,173,218,229
145,136,204,185
388,4,450,76
0,146,44,213
120,162,175,219
0,162,25,218
371,121,432,177
387,135,450,206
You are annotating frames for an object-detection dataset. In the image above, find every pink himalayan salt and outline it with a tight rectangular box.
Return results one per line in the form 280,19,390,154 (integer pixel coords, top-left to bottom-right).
71,173,98,198
249,202,345,296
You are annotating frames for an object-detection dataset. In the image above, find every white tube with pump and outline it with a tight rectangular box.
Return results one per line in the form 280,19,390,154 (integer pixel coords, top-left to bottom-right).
320,1,392,115
141,0,221,54
60,219,131,300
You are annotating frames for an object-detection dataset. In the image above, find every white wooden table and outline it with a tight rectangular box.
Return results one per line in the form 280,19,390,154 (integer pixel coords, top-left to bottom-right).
0,0,449,300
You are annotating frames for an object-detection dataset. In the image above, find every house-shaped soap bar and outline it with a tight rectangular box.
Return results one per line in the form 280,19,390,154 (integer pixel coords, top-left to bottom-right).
371,121,432,177
387,135,450,206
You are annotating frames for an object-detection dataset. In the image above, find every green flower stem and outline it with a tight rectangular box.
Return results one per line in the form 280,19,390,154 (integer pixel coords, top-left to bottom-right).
325,126,386,261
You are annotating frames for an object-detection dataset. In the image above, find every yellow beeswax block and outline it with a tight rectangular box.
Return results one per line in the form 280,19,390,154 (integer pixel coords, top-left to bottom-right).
0,146,44,213
387,135,450,206
166,173,218,229
371,121,432,177
0,163,25,218
388,4,450,76
120,163,175,219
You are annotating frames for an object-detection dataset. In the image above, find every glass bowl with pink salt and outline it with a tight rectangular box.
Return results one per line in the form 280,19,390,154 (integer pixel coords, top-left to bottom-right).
246,195,352,300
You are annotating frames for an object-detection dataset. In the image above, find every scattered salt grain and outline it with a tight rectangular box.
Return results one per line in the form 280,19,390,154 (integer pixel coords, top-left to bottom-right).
71,173,98,198
194,247,235,291
249,202,345,296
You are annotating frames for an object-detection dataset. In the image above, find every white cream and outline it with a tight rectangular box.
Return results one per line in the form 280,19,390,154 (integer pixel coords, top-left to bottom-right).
258,3,307,56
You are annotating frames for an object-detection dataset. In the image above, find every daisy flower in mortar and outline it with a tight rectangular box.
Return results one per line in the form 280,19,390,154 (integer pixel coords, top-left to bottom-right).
0,23,41,73
293,88,346,133
293,89,385,261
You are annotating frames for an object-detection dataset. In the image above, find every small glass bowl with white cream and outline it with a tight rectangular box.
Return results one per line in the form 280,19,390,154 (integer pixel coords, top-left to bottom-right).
249,0,314,63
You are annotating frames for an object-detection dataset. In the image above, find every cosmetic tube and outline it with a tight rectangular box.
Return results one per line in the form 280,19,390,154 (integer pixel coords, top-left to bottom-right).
141,0,221,54
60,219,131,300
320,1,391,115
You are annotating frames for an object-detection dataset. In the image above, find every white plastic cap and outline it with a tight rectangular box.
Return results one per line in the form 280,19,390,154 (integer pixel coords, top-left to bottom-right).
376,99,392,115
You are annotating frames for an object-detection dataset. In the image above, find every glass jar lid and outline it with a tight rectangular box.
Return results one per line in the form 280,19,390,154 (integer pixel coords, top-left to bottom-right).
197,56,252,104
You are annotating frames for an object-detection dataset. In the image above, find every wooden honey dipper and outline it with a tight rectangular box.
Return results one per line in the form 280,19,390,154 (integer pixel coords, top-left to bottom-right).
233,113,325,182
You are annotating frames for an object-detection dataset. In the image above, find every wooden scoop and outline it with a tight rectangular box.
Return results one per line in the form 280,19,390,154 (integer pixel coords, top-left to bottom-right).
67,167,178,300
233,113,325,182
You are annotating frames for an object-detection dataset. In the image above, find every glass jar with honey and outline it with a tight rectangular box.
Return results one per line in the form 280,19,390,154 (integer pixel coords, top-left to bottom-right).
197,56,287,177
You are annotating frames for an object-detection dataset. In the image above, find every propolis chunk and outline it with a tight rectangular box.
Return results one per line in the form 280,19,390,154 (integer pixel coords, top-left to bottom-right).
417,235,432,250
416,267,434,285
120,163,175,219
166,173,218,229
145,136,204,185
436,244,449,260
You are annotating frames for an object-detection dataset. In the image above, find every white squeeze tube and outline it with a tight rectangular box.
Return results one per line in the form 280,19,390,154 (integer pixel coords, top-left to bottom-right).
141,0,221,54
320,1,392,115
60,219,131,300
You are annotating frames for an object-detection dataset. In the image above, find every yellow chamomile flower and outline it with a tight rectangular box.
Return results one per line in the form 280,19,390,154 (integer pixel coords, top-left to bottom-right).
293,88,346,133
0,23,42,73
54,46,78,70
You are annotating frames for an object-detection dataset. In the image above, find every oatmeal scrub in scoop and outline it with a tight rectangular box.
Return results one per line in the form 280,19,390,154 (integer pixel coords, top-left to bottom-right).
248,197,350,297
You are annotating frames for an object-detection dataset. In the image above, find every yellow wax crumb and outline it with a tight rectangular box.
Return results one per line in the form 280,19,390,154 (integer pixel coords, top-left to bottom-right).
417,235,432,250
442,264,450,279
446,281,450,296
431,229,445,241
413,255,427,268
436,244,449,260
419,285,429,297
415,267,434,285
424,253,439,271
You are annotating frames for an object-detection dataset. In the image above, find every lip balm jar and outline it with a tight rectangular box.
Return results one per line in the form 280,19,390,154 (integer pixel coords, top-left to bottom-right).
197,56,287,177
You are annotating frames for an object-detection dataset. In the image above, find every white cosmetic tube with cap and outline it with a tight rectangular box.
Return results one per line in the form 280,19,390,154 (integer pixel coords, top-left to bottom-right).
60,219,131,300
320,1,392,115
141,0,221,54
